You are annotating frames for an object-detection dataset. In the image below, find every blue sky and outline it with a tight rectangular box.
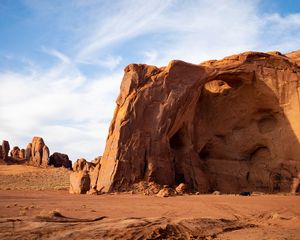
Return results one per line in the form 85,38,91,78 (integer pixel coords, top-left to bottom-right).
0,0,300,161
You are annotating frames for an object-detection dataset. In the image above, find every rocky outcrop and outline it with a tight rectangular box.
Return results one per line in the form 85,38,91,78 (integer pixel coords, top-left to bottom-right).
0,137,53,167
10,146,25,159
94,50,300,194
27,137,50,167
0,137,74,170
69,158,101,194
49,152,72,169
0,141,27,164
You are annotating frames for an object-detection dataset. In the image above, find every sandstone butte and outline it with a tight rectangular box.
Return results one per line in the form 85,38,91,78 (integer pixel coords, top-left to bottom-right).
0,137,72,169
79,50,300,195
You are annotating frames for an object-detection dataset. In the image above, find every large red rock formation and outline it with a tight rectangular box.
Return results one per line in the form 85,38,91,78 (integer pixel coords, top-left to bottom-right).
95,50,300,194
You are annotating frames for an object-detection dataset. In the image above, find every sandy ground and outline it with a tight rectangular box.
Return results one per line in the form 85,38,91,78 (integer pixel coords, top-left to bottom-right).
0,165,299,239
0,190,299,239
0,165,70,191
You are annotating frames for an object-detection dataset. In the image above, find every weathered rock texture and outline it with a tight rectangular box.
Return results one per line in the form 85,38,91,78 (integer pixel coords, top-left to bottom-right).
49,152,72,169
95,50,300,194
69,158,101,194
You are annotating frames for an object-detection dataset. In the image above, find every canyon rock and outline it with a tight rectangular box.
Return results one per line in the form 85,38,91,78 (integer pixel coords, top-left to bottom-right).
95,50,300,194
49,152,72,169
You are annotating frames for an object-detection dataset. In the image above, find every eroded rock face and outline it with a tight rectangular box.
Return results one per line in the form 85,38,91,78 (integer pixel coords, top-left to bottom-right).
95,51,300,194
49,152,72,169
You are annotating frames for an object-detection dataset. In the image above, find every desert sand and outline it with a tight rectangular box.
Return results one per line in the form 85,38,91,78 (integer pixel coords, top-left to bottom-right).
0,165,299,240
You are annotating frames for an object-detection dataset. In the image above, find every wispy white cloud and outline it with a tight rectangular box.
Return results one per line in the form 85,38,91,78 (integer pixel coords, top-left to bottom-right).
78,55,123,70
42,47,71,64
75,0,172,64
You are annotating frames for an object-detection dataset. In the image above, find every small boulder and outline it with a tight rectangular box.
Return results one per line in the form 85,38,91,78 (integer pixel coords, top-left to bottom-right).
156,187,174,197
87,188,98,195
175,183,187,195
212,191,221,195
290,175,300,194
239,191,252,196
146,182,161,195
